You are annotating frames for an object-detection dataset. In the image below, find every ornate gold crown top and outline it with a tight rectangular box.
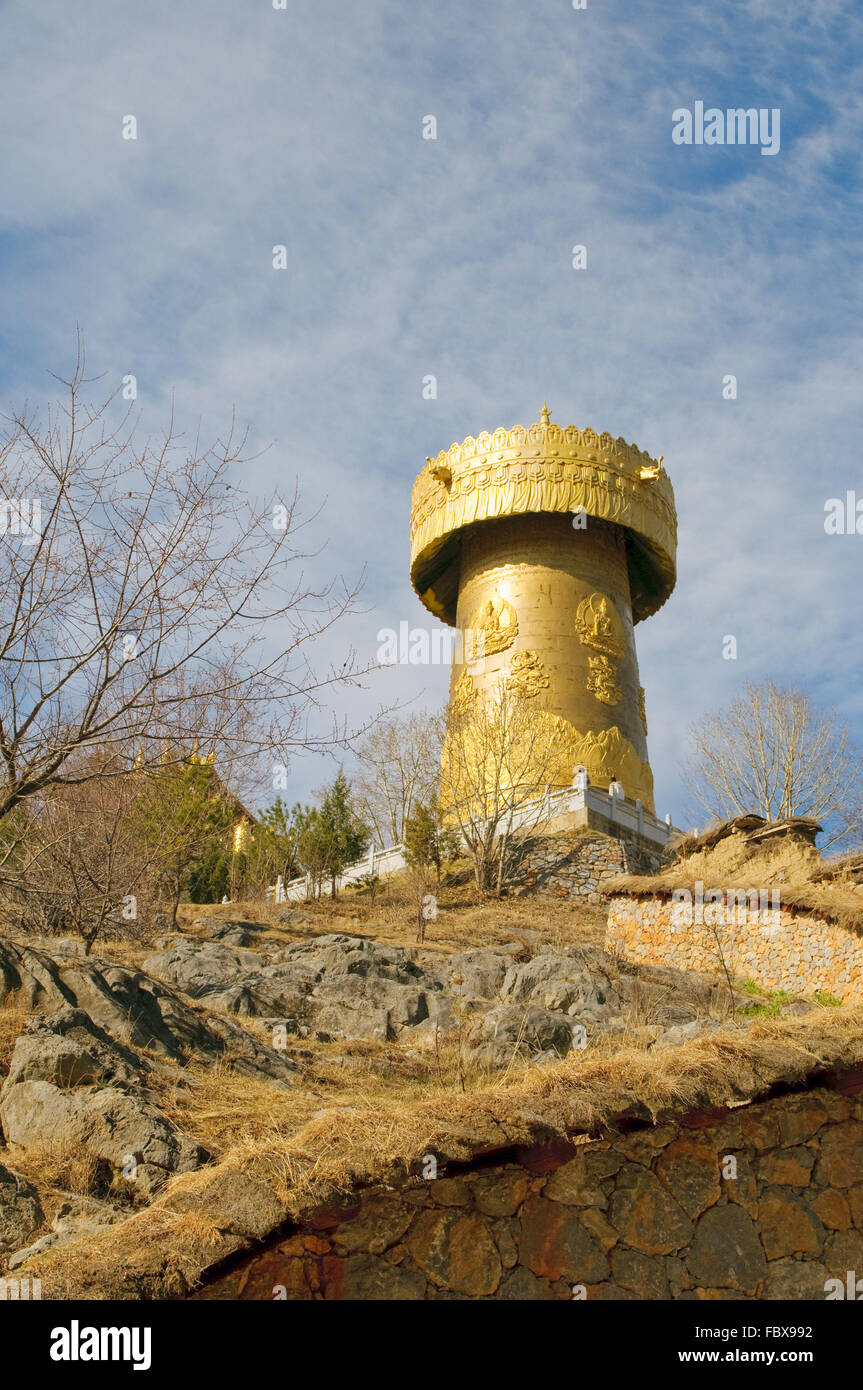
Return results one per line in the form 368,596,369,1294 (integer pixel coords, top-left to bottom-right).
415,407,670,503
410,406,677,627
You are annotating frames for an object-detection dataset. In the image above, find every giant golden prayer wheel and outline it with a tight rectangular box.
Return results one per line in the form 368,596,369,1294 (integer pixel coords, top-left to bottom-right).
409,406,677,813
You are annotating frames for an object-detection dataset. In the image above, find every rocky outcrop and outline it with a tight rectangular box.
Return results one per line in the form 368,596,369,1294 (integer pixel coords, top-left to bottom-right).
0,937,298,1085
7,1193,124,1271
0,932,308,1266
0,1010,208,1197
0,930,311,1267
141,932,735,1061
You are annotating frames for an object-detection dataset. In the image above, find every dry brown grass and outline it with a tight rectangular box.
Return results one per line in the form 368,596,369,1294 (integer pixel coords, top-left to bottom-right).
10,1139,109,1200
3,861,608,964
144,1019,556,1167
179,872,609,956
156,1004,863,1209
0,988,33,1084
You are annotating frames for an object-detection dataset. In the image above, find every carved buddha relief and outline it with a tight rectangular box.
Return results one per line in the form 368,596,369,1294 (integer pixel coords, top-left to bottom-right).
575,592,626,707
506,650,549,700
468,594,518,660
451,668,476,715
586,655,622,707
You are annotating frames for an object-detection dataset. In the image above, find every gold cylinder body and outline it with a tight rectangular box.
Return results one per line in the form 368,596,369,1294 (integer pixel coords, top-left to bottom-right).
451,513,654,811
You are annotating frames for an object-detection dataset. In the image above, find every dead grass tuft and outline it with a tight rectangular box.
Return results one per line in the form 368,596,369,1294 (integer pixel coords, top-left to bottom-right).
0,990,33,1083
8,1139,110,1201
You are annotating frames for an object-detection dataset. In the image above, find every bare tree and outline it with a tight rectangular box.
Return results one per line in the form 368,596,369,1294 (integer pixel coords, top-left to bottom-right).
10,753,162,952
0,342,375,823
406,861,437,944
834,787,863,854
438,682,560,895
683,680,861,850
352,711,441,849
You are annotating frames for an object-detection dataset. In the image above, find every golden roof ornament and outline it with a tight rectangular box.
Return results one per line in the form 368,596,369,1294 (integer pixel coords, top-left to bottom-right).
411,410,677,626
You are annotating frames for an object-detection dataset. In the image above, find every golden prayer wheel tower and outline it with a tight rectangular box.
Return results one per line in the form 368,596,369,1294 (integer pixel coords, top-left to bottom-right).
409,406,677,813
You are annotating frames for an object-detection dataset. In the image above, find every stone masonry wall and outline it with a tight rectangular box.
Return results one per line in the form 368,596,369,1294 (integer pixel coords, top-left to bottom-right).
606,895,863,1003
191,1077,863,1300
510,831,664,901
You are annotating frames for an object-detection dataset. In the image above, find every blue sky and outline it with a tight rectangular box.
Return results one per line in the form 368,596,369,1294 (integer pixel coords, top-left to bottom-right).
1,0,862,828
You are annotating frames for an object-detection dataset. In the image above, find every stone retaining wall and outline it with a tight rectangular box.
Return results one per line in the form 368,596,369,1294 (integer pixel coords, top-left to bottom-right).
510,831,664,900
191,1075,863,1300
605,895,863,1002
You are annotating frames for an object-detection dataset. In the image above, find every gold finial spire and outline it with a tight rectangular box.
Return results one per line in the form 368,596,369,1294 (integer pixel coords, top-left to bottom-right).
540,402,551,425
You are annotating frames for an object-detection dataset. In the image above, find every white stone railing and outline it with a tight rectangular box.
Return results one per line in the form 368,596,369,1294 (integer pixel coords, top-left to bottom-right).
267,773,676,903
267,841,408,903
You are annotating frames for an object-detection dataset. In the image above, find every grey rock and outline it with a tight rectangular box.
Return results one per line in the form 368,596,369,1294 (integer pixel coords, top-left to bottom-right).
652,1018,722,1049
142,941,262,999
0,1162,44,1253
8,1233,60,1268
0,938,297,1085
198,917,266,935
80,1087,207,1193
269,907,314,926
419,991,460,1033
212,927,257,948
530,1049,565,1069
312,1002,391,1043
1,1022,208,1198
0,1004,291,1200
617,964,716,1011
470,1004,578,1066
1,1080,91,1155
9,1194,124,1270
444,949,510,1000
144,933,432,1046
654,1004,699,1025
202,1013,302,1083
501,952,620,1019
4,1009,142,1091
78,929,736,1070
313,974,428,1030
